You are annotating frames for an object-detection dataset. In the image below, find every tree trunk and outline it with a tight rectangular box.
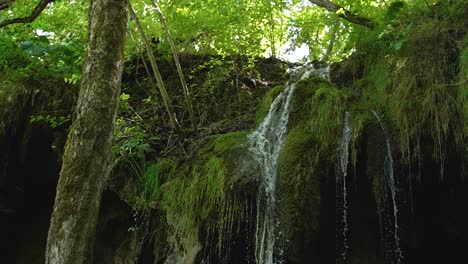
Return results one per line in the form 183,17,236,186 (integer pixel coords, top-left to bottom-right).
45,0,128,263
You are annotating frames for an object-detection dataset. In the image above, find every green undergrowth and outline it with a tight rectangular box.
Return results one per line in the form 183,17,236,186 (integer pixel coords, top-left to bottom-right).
0,33,81,135
137,131,251,258
118,55,283,145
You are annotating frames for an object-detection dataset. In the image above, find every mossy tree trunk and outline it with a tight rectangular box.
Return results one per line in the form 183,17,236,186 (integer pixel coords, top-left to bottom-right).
45,0,128,263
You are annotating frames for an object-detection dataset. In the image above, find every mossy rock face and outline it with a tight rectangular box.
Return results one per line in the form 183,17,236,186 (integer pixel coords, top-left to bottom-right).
155,130,255,262
0,75,76,136
364,124,386,211
255,57,288,85
277,126,323,261
94,192,141,264
277,77,347,261
255,85,285,126
330,53,365,88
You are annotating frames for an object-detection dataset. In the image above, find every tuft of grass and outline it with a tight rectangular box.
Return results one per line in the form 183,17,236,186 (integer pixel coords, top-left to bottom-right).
160,157,225,238
141,158,178,204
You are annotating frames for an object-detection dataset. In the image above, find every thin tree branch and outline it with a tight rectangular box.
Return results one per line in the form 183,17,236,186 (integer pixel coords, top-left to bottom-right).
323,19,339,61
149,0,197,132
309,0,374,29
0,0,54,28
0,0,15,11
129,3,181,131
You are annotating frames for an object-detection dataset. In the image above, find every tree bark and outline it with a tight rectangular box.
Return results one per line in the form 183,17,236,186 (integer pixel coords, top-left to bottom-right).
309,0,374,29
45,0,128,263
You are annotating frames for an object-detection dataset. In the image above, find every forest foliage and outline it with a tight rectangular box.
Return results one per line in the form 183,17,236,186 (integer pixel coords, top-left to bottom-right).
1,0,466,189
1,0,467,261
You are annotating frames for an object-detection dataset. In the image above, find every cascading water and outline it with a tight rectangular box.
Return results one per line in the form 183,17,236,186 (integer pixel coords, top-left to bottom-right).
249,64,328,264
336,111,352,261
371,110,403,264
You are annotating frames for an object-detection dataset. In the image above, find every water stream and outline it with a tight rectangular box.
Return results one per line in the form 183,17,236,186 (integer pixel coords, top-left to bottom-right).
337,111,352,261
249,64,327,264
371,110,403,264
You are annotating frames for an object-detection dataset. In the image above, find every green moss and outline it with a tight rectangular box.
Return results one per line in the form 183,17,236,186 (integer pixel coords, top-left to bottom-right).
278,126,321,234
213,131,249,155
155,130,250,258
255,85,285,125
276,77,352,260
351,4,468,176
141,158,178,204
292,77,353,154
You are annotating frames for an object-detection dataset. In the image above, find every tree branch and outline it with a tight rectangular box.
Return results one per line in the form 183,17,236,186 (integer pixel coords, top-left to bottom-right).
129,3,181,131
0,0,15,11
309,0,374,29
0,0,54,28
150,0,197,132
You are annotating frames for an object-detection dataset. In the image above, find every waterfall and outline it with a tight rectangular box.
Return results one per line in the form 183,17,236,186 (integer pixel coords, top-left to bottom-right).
337,111,352,261
249,64,327,264
249,78,295,264
371,110,403,264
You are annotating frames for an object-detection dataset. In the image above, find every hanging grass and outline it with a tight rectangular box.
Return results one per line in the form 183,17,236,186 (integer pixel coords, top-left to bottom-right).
351,3,468,178
144,130,252,260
